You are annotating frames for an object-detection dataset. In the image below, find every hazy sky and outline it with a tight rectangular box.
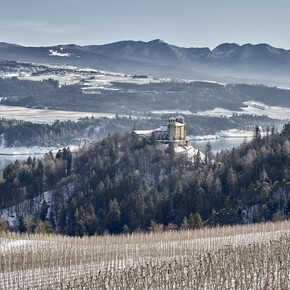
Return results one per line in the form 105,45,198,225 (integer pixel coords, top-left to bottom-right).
1,0,290,49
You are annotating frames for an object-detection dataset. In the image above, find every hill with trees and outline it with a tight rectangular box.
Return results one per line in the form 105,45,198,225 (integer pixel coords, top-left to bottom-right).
1,73,290,115
0,113,283,148
0,123,289,235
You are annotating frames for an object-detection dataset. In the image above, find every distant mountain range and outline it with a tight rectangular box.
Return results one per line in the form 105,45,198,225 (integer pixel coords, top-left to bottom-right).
1,40,290,86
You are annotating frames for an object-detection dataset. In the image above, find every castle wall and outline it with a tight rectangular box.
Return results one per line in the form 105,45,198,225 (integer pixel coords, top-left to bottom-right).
136,116,190,147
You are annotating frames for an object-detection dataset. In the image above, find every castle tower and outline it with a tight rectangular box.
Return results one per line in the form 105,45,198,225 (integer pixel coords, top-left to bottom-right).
176,115,184,124
168,117,176,142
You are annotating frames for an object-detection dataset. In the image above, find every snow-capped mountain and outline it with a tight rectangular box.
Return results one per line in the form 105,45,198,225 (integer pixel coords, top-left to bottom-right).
1,40,290,85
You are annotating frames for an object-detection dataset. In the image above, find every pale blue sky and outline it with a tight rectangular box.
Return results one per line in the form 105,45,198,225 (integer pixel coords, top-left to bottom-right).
1,0,290,49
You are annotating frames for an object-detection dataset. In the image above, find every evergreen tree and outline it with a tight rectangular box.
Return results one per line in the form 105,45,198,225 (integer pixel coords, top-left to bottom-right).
189,212,203,229
75,206,86,237
193,213,203,229
253,207,261,223
85,203,97,235
48,210,56,229
194,150,202,169
205,141,213,165
39,200,49,221
18,216,26,233
123,224,130,234
58,202,67,233
188,213,195,229
150,132,157,145
209,209,217,226
107,198,121,234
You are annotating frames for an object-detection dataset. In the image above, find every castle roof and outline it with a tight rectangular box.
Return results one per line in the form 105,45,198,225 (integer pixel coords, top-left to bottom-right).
169,117,176,121
134,130,154,137
155,126,168,132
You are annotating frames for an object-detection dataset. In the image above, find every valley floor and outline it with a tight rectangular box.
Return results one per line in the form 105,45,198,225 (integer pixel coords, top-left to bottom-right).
0,220,289,289
0,104,118,124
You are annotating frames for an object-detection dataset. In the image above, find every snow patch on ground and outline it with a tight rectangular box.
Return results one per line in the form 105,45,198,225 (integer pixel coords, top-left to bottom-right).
0,62,170,93
49,50,71,57
152,101,290,121
0,145,57,155
195,100,290,120
217,129,255,138
134,130,154,137
175,145,205,161
195,107,234,118
0,184,73,228
0,144,80,156
189,134,220,141
156,143,205,162
0,190,52,228
150,110,194,115
183,79,227,86
0,104,127,124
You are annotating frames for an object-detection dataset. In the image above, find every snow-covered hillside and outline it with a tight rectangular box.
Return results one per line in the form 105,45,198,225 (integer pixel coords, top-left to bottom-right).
0,104,118,124
0,62,170,94
195,100,290,120
151,101,290,121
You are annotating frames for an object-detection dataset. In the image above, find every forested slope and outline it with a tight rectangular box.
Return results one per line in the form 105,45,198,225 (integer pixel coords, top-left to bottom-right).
0,114,282,148
2,77,290,114
0,123,289,235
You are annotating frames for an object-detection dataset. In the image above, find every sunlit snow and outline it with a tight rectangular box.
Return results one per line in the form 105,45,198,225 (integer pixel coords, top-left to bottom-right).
0,62,170,93
0,104,118,123
49,50,71,57
195,101,290,120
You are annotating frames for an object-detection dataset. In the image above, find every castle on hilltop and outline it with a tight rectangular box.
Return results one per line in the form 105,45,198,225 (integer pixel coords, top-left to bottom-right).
135,116,191,147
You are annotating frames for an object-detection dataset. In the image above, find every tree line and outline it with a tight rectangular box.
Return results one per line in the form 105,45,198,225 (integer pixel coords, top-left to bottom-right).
0,112,283,148
0,123,289,235
2,76,290,115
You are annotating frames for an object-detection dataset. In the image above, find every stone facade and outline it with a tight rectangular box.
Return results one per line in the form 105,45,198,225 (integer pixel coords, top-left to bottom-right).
136,116,190,147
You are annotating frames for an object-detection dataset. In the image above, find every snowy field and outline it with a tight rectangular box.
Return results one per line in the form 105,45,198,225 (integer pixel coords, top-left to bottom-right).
150,109,194,115
0,104,119,124
150,101,290,120
195,100,290,120
0,221,289,289
0,100,287,125
1,61,228,95
2,63,289,121
0,62,170,94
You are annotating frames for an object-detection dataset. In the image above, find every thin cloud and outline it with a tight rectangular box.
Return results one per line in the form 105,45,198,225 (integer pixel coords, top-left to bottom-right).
32,25,80,34
0,20,80,34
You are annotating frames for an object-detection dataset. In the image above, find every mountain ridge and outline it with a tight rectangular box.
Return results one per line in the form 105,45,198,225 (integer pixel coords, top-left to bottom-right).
1,40,290,85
